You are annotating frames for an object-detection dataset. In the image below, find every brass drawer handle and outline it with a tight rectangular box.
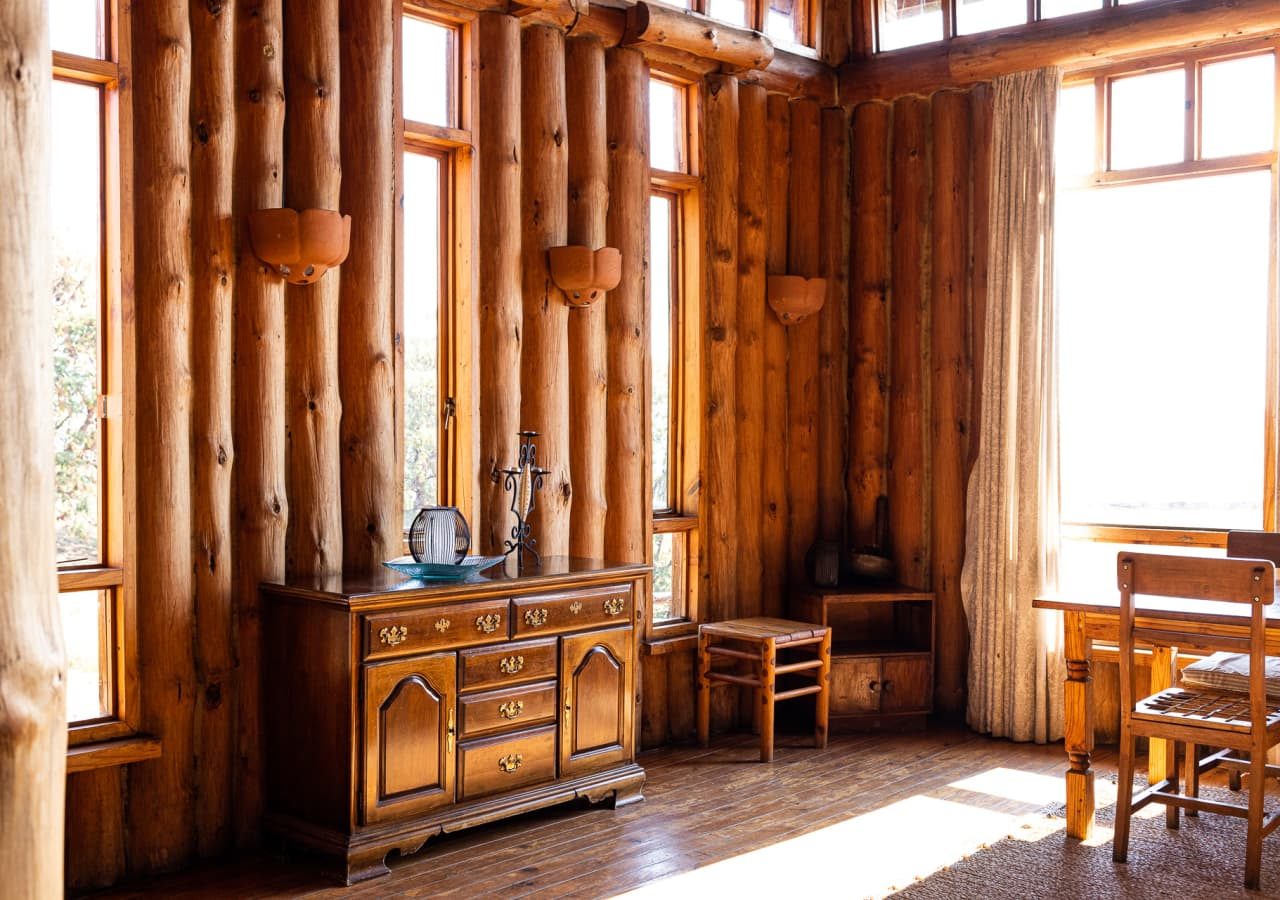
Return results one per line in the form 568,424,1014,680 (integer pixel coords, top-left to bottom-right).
498,700,524,720
603,596,625,616
475,613,502,634
435,618,451,633
378,625,408,647
569,601,583,614
498,753,523,774
499,655,524,675
524,607,549,627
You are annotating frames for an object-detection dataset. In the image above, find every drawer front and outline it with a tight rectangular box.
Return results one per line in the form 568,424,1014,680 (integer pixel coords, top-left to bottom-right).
512,584,633,637
458,724,557,801
830,656,881,715
460,638,558,691
459,680,557,739
881,655,932,714
364,598,511,661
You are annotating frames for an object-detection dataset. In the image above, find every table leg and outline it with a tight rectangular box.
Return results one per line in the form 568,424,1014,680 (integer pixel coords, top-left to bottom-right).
1064,610,1095,840
1147,646,1176,784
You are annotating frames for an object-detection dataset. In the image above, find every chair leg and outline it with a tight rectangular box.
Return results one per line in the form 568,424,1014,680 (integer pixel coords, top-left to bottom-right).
1184,743,1199,818
1113,730,1137,864
1230,752,1246,791
814,629,831,750
759,638,776,763
1245,751,1266,890
696,631,711,748
1164,739,1180,830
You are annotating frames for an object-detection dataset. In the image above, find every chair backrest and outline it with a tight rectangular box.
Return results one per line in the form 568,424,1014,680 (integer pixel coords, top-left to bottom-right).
1227,530,1280,566
1116,552,1274,732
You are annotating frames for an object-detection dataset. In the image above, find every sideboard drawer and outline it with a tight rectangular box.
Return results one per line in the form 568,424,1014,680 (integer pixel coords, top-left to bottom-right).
460,638,558,691
459,680,557,739
458,724,557,801
364,598,510,661
511,584,633,637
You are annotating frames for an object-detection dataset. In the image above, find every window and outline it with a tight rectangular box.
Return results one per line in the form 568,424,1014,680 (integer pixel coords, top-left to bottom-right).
670,0,813,48
1054,44,1280,598
51,0,133,738
399,11,471,529
649,77,701,630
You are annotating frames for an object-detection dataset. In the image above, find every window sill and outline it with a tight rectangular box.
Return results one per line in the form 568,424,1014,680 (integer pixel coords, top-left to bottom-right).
643,633,699,655
66,734,161,774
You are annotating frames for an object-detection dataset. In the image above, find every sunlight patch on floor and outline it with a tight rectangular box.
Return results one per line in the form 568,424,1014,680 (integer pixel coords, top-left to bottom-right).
946,767,1066,806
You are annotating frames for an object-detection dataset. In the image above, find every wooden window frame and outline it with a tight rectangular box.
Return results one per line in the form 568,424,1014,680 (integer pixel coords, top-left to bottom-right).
649,74,703,639
397,6,476,536
55,0,140,750
666,0,815,49
1057,40,1280,565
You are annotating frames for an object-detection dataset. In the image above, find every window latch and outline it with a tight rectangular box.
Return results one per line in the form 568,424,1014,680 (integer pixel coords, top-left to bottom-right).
443,396,456,431
97,394,110,421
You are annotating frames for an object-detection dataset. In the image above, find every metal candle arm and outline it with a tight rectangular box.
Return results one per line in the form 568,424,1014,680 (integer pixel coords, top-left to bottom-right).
499,431,549,571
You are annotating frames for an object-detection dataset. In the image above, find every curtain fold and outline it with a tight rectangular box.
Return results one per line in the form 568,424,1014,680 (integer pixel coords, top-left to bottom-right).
961,66,1065,743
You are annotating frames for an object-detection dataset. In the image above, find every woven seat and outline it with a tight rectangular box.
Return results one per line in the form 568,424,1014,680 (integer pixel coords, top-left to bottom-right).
1134,686,1280,731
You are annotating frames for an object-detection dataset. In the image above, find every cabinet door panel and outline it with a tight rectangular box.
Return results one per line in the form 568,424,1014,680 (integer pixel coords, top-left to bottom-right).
362,653,456,824
881,655,932,714
830,657,881,715
560,627,633,778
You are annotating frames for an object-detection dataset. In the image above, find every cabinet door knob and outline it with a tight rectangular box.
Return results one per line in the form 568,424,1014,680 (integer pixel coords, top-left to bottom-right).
498,754,523,774
869,680,880,692
882,680,892,692
498,700,524,720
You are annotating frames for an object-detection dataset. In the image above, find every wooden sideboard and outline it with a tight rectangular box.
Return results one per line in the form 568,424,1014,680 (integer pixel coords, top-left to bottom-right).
261,556,649,883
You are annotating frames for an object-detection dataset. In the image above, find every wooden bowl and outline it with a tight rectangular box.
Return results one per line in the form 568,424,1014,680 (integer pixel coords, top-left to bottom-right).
849,550,895,582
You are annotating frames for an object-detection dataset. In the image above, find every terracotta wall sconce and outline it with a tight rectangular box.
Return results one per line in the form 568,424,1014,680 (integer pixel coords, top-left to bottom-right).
767,274,826,325
548,245,622,307
248,208,352,285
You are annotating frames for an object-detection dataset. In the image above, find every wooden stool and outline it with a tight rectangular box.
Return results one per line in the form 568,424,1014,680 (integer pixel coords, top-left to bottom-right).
696,617,831,762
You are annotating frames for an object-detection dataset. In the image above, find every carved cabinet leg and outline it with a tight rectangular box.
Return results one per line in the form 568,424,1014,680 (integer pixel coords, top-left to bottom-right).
1063,610,1095,840
343,848,391,885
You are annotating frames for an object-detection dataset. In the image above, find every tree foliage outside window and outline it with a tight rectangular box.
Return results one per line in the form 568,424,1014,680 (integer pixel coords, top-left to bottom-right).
53,253,100,565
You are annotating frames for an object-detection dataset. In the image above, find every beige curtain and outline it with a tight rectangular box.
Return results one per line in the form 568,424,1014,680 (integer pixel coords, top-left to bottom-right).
961,67,1064,743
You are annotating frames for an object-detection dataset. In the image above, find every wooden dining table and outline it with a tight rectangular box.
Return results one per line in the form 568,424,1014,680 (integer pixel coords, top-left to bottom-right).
1033,591,1280,840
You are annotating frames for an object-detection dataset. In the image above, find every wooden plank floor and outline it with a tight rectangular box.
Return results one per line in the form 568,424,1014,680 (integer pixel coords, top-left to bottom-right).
92,728,1108,899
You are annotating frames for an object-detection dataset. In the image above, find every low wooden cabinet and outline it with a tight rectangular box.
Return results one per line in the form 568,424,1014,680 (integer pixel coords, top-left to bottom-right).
792,584,935,730
262,557,648,883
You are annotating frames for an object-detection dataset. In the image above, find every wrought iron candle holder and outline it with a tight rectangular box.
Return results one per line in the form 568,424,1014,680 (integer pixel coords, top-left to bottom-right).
500,431,549,571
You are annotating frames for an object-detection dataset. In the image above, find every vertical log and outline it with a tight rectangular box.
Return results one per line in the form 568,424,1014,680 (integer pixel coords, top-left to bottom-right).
284,0,342,578
520,25,570,558
889,95,931,590
477,13,522,555
818,106,849,543
930,90,972,718
0,0,63,889
604,46,649,564
566,35,609,559
702,73,739,626
232,0,286,846
65,770,126,893
762,93,791,618
820,0,853,66
848,100,890,547
189,0,236,858
786,98,821,584
968,84,993,482
129,0,196,870
735,81,767,622
339,0,397,571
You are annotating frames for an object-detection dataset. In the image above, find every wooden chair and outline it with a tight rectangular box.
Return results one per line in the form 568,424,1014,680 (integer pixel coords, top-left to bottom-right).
1224,530,1280,791
696,618,831,762
1113,552,1280,890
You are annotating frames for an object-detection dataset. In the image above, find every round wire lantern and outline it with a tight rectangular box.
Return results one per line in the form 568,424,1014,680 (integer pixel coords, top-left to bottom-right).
408,506,472,564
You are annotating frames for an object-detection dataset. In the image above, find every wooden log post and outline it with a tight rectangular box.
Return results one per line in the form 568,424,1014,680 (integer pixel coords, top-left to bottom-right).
624,2,774,69
566,34,609,560
0,0,64,889
761,92,791,618
284,0,343,578
786,97,821,584
520,24,571,559
735,81,767,623
820,0,853,66
818,106,849,544
604,46,649,564
477,13,522,555
339,0,397,572
232,0,287,845
189,0,236,858
929,90,971,718
848,100,890,547
888,95,931,591
130,0,197,871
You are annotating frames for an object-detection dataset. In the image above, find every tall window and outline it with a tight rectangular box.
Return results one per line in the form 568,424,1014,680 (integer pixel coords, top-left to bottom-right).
661,0,813,48
51,0,132,736
1054,43,1280,597
649,76,701,630
400,11,468,528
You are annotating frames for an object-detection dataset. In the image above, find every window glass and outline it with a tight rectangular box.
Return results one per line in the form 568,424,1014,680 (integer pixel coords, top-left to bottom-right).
1056,170,1271,531
61,590,110,722
650,194,675,512
1057,541,1218,601
1109,69,1186,169
50,0,106,59
1056,82,1097,182
649,79,685,173
652,532,680,622
706,0,748,26
402,152,443,525
1040,0,1104,18
766,0,797,45
1201,53,1276,159
955,0,1026,36
402,16,454,128
52,79,103,566
878,0,943,52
